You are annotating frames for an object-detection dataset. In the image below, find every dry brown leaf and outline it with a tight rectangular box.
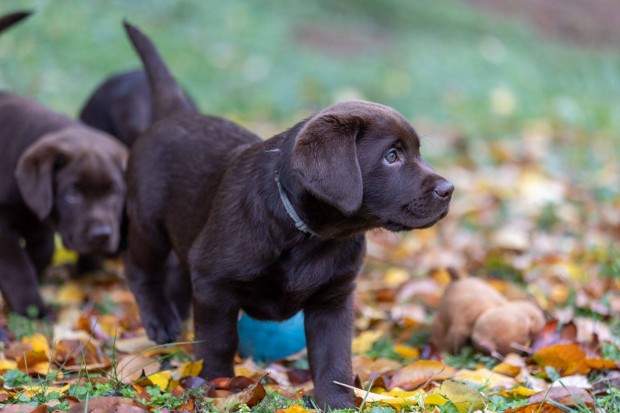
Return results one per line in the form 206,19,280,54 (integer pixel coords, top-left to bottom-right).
67,397,149,413
211,381,266,410
114,354,161,384
389,360,456,390
528,385,594,406
504,402,567,413
0,405,48,413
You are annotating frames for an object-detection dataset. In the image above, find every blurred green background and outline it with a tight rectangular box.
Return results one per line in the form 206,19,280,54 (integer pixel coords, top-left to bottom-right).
1,0,618,185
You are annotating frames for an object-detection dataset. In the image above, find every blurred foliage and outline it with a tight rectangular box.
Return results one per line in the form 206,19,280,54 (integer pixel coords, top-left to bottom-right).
1,1,619,148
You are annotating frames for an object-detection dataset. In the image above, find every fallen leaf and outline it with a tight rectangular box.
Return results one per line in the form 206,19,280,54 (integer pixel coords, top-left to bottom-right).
67,397,149,413
492,386,539,398
528,385,594,406
428,380,487,413
389,360,456,390
453,367,517,389
351,330,384,354
274,404,314,413
211,381,266,410
533,343,591,376
115,354,161,384
504,403,567,413
333,381,424,408
0,405,48,413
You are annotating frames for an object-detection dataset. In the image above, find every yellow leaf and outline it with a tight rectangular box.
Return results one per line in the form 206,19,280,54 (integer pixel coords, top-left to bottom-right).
148,370,173,391
23,333,50,356
275,404,314,413
454,368,516,389
431,380,487,413
177,359,203,377
28,361,53,376
493,386,539,398
492,357,523,377
384,268,410,287
0,360,17,372
56,282,86,304
425,393,449,407
394,344,419,359
17,334,51,370
333,381,424,408
52,235,78,265
352,330,383,354
20,384,70,397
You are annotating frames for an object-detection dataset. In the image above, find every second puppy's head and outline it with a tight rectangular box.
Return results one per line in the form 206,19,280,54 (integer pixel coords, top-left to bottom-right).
16,127,128,254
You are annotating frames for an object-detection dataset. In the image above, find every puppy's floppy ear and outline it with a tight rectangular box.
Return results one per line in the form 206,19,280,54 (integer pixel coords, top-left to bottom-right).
291,112,364,215
15,132,74,220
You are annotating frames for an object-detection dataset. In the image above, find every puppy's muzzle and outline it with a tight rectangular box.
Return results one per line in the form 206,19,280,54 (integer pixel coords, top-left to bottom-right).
86,223,115,251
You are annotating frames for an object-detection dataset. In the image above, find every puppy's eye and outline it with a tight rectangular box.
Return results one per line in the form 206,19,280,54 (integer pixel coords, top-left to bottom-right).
384,149,399,164
63,187,82,204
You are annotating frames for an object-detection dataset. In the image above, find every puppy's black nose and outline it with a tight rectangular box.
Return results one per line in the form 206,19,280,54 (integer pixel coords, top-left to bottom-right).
88,224,112,244
434,180,454,199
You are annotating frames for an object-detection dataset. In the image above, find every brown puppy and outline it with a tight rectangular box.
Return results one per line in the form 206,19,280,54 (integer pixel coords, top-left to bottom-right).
0,92,127,315
430,278,507,354
79,69,196,147
78,70,196,274
472,301,545,355
123,22,453,409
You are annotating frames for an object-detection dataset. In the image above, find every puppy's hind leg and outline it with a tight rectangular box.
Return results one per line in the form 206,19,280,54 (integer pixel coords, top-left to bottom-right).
125,224,181,343
164,252,192,321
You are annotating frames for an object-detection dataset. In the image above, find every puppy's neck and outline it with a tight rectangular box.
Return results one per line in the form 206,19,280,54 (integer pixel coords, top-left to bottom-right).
274,171,319,238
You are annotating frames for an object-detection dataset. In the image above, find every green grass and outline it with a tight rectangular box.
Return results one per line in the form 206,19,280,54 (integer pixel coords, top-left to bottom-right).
1,1,619,147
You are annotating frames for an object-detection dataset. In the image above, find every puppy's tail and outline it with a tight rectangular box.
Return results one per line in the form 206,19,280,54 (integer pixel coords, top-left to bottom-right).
0,10,32,35
123,21,194,121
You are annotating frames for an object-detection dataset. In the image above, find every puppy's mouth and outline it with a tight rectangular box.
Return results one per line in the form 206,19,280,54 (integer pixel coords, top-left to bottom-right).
384,205,450,233
61,234,118,255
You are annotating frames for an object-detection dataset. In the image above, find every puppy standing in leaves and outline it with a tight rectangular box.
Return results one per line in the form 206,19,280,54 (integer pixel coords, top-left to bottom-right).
123,22,453,409
0,11,128,315
430,273,545,357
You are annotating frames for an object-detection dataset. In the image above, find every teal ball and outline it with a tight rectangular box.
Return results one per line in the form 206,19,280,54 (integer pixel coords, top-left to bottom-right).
237,312,306,362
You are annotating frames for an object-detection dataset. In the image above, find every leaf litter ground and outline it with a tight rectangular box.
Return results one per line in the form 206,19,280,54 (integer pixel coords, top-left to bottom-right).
0,122,618,413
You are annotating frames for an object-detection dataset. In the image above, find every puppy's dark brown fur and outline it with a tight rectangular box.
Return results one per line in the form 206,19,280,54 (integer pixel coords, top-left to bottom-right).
0,10,31,34
124,22,453,409
79,69,196,147
0,92,127,315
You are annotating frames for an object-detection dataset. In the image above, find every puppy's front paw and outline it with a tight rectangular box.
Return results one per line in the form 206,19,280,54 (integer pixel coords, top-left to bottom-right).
142,306,182,344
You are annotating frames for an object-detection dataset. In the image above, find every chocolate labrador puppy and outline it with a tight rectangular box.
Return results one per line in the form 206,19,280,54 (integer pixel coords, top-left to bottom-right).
79,69,196,147
0,93,127,315
123,22,453,409
77,70,196,273
79,70,152,147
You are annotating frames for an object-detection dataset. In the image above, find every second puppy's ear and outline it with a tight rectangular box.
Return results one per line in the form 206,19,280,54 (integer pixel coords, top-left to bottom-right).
291,112,363,215
15,131,73,220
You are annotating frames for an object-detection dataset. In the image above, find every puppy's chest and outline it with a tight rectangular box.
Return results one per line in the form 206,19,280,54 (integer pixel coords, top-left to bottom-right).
238,242,359,320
